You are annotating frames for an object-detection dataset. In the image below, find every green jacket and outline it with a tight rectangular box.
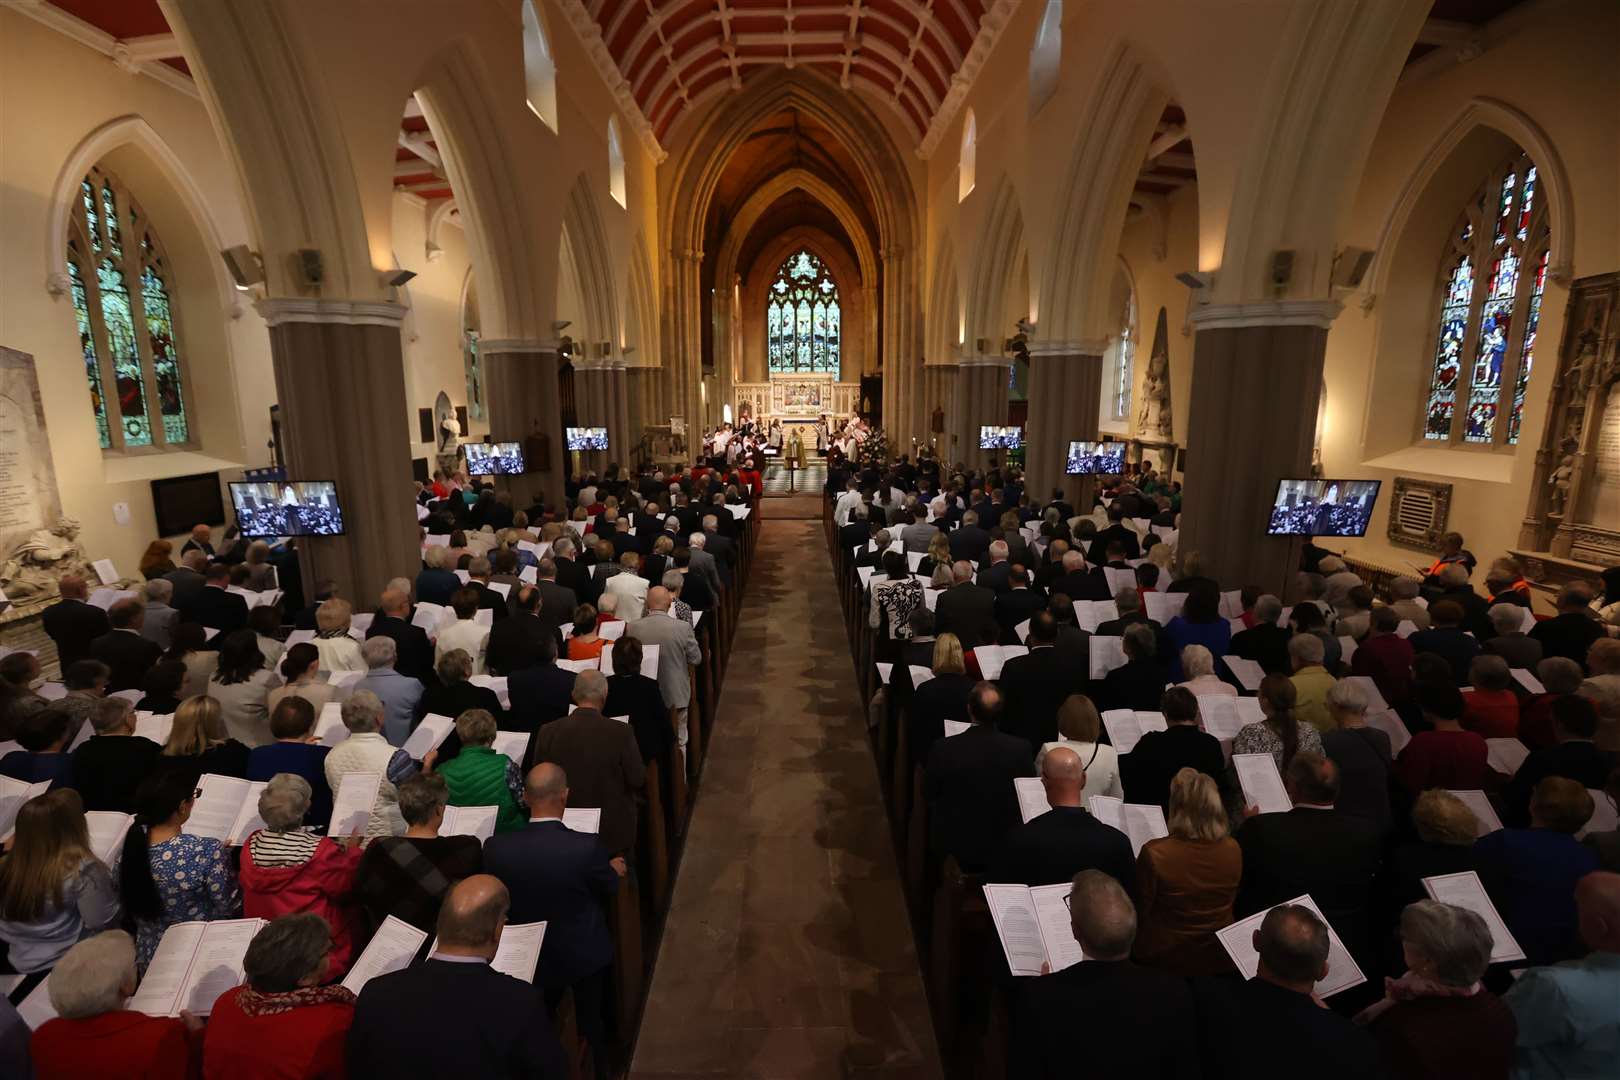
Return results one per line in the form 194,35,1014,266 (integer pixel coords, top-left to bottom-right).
437,745,526,833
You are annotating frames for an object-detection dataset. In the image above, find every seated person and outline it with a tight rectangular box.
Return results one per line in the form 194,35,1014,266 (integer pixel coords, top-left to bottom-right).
354,773,483,934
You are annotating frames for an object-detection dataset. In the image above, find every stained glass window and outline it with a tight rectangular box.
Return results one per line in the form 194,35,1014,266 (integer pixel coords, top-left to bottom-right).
1422,153,1550,446
1114,292,1135,421
765,249,841,374
64,165,194,452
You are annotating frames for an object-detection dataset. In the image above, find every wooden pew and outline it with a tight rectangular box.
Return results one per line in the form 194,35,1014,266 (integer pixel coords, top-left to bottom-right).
640,760,670,905
609,870,644,1039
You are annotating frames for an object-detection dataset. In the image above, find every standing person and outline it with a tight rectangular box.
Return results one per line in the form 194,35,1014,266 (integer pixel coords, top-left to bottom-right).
246,697,335,831
1134,768,1243,975
353,774,482,935
1321,680,1394,835
207,629,280,748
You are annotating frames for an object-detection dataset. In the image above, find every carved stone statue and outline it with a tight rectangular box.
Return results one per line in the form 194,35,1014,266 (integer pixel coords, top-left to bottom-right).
1136,307,1174,438
0,517,92,601
1549,454,1575,515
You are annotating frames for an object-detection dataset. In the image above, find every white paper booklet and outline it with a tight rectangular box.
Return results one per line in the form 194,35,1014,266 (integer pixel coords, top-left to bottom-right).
314,702,350,747
1510,668,1546,695
183,775,269,845
402,713,456,760
1072,601,1119,633
983,882,1084,977
1216,895,1365,997
1088,636,1127,680
909,665,935,687
330,772,383,836
974,645,1028,682
1102,567,1136,597
1422,871,1525,964
0,777,51,840
1446,790,1504,837
1142,592,1187,625
943,719,972,738
1486,738,1530,777
492,730,530,765
86,810,134,867
1100,710,1167,754
440,805,500,844
1217,591,1245,620
1013,777,1052,823
1198,695,1261,741
1086,795,1168,856
599,642,660,680
1343,676,1390,712
341,915,428,995
15,976,57,1030
428,921,547,983
469,675,511,708
1365,709,1413,757
130,918,268,1016
562,807,602,834
1232,753,1292,815
1221,656,1265,693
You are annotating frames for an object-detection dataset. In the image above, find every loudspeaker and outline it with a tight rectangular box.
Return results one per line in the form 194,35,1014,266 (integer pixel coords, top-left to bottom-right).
1271,249,1295,292
384,269,417,288
220,245,264,289
1333,247,1375,289
296,249,324,287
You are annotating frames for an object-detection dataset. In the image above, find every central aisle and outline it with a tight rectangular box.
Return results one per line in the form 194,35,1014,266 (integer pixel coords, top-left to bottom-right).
631,508,942,1079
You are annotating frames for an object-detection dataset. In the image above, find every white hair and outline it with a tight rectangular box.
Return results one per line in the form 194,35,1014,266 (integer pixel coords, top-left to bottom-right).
689,532,707,549
48,931,136,1019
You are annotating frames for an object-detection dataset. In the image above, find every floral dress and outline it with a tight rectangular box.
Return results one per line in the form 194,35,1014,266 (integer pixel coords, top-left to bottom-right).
135,833,242,971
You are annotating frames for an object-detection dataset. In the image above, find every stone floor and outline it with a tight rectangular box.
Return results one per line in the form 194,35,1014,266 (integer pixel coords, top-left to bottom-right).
629,513,941,1080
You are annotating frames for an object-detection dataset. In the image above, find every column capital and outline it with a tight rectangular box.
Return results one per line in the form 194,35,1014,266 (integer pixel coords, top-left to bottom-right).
478,337,564,356
1186,298,1343,331
254,297,406,328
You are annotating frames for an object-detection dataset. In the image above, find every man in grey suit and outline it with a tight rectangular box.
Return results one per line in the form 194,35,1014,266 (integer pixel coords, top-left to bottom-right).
900,509,939,553
686,533,724,601
139,578,180,652
353,636,425,746
162,549,208,611
934,560,998,651
624,586,703,748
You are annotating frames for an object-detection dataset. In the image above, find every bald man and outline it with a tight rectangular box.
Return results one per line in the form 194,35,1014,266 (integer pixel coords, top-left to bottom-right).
532,670,645,856
41,573,110,669
346,874,568,1077
364,584,435,683
624,586,703,746
1505,871,1620,1075
989,746,1135,890
483,763,623,1074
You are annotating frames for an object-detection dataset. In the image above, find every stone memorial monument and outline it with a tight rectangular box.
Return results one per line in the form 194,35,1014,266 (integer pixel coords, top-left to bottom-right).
0,347,90,615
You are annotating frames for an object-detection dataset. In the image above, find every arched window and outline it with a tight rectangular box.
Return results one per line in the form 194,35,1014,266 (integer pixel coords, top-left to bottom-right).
1422,150,1550,446
1112,290,1136,422
1029,0,1062,116
462,275,484,421
66,165,191,451
521,0,558,133
607,118,626,209
766,249,840,374
958,110,977,203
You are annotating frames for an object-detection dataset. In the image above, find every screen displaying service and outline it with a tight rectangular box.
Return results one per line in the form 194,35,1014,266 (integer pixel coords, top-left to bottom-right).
230,481,345,538
464,441,526,475
979,425,1024,450
565,427,610,451
1065,441,1125,476
1266,479,1381,537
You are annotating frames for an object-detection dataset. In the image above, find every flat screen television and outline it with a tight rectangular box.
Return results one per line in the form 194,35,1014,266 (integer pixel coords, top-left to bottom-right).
150,473,225,538
464,441,526,475
1065,440,1125,476
1266,478,1381,538
979,425,1024,450
565,426,610,451
229,481,346,538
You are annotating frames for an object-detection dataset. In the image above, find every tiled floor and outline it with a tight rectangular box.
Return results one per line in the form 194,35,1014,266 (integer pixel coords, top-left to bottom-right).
630,515,941,1080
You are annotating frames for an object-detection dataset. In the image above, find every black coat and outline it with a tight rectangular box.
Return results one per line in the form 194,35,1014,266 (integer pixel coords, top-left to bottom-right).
483,820,620,988
1530,612,1606,671
365,615,436,684
1230,623,1292,676
179,585,249,635
924,724,1036,873
87,629,161,692
1086,524,1142,566
552,556,593,604
347,959,568,1079
1120,725,1226,809
485,612,562,677
1099,657,1171,713
1192,975,1378,1080
997,646,1082,748
41,598,110,670
906,672,975,769
995,588,1048,645
934,582,998,651
1015,960,1200,1080
990,805,1136,891
948,525,991,564
1235,807,1383,963
509,662,578,729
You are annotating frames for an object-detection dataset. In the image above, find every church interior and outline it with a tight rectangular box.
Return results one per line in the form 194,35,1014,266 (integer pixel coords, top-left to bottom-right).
1,0,1619,1077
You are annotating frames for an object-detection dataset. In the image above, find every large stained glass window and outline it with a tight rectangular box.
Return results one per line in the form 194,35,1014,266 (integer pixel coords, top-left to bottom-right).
766,249,841,374
1422,151,1549,447
65,165,193,451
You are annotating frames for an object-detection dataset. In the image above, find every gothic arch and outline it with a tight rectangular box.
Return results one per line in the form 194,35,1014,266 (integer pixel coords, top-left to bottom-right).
741,228,865,382
927,239,962,363
559,173,619,356
625,231,658,358
965,175,1028,353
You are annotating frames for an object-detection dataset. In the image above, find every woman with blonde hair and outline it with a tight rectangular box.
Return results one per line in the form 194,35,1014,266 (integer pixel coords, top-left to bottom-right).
918,532,952,580
1037,694,1123,799
157,694,250,777
1133,768,1241,974
0,790,120,972
1147,542,1176,583
313,597,365,673
906,633,974,769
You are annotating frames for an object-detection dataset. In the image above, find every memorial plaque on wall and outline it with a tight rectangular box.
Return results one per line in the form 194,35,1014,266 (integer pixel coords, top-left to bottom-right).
1593,383,1620,527
0,348,65,557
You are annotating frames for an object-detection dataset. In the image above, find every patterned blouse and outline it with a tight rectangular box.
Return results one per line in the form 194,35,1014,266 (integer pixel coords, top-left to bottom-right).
1231,719,1325,767
869,578,924,641
135,833,242,970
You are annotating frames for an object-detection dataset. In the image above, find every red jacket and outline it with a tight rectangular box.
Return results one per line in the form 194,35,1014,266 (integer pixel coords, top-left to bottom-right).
32,1011,196,1080
1463,688,1521,740
239,835,364,976
203,986,352,1080
1351,632,1415,708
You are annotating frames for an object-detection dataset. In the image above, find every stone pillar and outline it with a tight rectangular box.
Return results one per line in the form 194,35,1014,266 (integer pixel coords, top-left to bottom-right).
256,299,419,607
481,338,564,512
668,250,704,457
922,363,956,461
1178,302,1340,598
1025,346,1104,509
570,360,616,476
955,358,1010,471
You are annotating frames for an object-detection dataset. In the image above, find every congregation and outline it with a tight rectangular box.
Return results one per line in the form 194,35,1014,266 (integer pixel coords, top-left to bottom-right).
0,460,759,1079
830,449,1620,1080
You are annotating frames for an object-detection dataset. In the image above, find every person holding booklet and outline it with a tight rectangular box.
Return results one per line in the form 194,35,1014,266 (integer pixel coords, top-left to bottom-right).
1119,688,1226,811
924,682,1037,873
0,790,121,974
1229,676,1323,779
990,747,1134,891
353,774,482,935
265,644,341,718
1034,695,1122,800
245,698,334,833
1474,776,1600,965
905,634,975,771
323,692,415,838
431,709,527,835
603,636,674,767
71,697,162,813
238,774,365,977
1010,871,1199,1079
1353,900,1517,1080
346,875,569,1078
0,707,76,793
203,913,356,1079
122,769,242,971
532,672,645,856
1134,769,1243,975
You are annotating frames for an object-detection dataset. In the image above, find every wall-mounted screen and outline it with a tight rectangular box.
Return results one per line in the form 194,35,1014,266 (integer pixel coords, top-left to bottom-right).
1266,479,1381,538
566,427,609,451
150,473,224,538
230,481,346,537
464,441,525,475
1065,441,1125,476
979,425,1023,450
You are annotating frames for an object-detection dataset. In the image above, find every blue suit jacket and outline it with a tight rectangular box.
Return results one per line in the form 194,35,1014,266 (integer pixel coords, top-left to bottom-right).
483,820,619,988
508,663,577,728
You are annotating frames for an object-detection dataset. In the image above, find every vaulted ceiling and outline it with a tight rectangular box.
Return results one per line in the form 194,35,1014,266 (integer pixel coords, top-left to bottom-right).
573,0,1001,149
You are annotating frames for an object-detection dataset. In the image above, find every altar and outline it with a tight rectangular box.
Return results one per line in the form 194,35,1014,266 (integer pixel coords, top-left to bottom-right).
733,375,860,424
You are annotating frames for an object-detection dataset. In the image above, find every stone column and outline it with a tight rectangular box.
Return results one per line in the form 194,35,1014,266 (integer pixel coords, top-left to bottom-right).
256,299,419,606
668,249,704,457
481,338,564,512
1178,301,1340,598
955,358,1010,471
921,363,956,461
570,359,616,476
1025,345,1104,509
